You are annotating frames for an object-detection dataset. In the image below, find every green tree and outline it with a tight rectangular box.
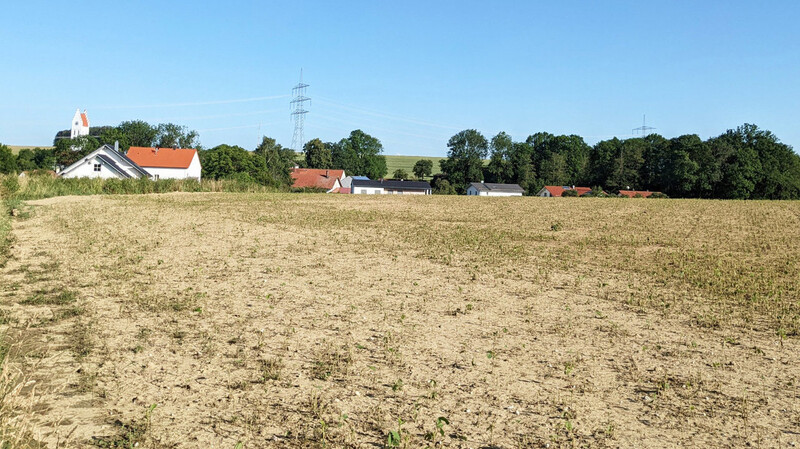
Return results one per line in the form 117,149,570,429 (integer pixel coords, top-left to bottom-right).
334,130,387,179
117,120,158,147
430,175,456,195
486,132,514,183
440,129,488,193
15,149,37,171
0,145,18,174
201,145,256,181
156,123,199,148
98,127,131,152
392,168,409,179
54,136,99,168
661,135,701,197
303,138,332,169
33,148,56,170
255,136,296,187
412,159,433,180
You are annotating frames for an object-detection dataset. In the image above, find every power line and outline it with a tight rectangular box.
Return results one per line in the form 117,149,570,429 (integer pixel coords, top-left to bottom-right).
93,95,289,110
291,69,310,151
632,114,656,136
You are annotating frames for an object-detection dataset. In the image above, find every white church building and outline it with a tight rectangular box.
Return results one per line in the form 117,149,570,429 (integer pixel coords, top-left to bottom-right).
70,109,90,139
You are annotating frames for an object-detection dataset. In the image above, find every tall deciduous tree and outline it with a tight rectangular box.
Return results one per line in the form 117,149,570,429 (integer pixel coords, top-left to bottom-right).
333,130,387,179
412,159,433,180
156,123,199,149
117,121,158,148
440,129,488,193
304,138,332,169
255,136,296,187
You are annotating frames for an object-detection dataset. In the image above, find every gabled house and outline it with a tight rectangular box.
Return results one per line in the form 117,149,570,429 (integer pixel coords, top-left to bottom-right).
466,182,524,196
290,168,346,192
58,144,151,179
126,147,202,180
351,179,431,195
537,186,593,197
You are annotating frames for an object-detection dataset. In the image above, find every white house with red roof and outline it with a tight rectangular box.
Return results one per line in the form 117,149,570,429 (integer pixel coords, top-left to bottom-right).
126,146,202,180
70,109,89,139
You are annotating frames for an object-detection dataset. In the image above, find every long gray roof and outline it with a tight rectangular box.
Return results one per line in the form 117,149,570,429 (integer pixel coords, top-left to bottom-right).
351,179,431,190
96,154,133,178
468,182,524,192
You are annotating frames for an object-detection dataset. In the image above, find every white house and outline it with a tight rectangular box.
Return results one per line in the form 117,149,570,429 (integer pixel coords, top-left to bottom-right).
126,146,202,180
58,144,151,179
70,109,90,139
351,179,432,195
466,182,524,196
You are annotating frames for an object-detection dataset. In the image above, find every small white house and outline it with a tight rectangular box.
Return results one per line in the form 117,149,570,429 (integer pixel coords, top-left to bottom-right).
70,109,90,139
466,182,524,196
126,147,202,180
58,144,151,179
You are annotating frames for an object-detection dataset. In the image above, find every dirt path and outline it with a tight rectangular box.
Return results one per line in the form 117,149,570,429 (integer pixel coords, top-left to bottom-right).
1,193,798,448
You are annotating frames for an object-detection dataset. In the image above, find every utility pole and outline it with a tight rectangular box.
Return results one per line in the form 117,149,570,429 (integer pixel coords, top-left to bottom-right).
632,114,656,137
291,69,310,152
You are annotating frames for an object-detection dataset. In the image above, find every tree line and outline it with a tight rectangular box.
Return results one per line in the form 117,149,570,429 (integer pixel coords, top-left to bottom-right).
5,122,798,199
433,124,800,199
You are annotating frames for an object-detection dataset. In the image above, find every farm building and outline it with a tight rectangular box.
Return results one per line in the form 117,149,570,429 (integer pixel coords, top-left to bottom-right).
290,168,346,192
537,186,593,197
466,182,524,196
126,147,202,180
70,108,89,139
351,179,432,195
59,144,151,179
618,190,661,198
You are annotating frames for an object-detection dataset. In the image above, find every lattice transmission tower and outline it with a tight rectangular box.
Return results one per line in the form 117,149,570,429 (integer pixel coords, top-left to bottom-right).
632,114,656,136
291,70,310,151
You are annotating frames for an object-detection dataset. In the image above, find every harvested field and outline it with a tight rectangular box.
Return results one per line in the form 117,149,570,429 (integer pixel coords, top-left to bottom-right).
1,193,799,448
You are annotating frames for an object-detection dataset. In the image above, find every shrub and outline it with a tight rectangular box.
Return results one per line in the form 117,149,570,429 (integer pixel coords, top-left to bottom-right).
649,192,669,199
561,189,579,197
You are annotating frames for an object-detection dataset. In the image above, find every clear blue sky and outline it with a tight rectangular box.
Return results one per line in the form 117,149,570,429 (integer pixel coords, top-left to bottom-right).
2,1,798,156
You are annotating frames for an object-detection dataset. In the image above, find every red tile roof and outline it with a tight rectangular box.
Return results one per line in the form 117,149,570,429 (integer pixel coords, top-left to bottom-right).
80,112,89,127
126,147,197,169
619,190,659,198
291,168,344,190
543,186,592,197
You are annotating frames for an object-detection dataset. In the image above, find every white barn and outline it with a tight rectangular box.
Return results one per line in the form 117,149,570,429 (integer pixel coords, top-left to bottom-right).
126,147,202,180
466,182,524,196
58,144,151,179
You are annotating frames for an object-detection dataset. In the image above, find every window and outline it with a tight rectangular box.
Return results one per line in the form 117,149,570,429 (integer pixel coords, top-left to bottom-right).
93,164,101,172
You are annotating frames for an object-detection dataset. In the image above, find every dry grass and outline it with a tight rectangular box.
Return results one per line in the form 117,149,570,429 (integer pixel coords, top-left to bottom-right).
0,193,798,448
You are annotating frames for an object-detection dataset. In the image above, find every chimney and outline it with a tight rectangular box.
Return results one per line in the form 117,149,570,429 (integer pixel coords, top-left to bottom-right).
325,170,329,178
114,141,119,152
154,147,159,155
173,144,178,150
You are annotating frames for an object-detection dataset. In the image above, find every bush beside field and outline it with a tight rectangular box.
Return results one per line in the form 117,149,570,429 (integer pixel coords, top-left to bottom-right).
0,173,278,202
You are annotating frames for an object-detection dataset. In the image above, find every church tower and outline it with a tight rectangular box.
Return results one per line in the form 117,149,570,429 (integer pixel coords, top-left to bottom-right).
70,108,90,139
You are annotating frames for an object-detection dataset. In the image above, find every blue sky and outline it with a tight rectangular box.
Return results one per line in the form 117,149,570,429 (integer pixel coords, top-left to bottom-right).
1,1,798,156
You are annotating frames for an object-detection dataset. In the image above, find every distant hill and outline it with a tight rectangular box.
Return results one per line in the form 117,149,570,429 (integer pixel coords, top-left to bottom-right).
7,145,55,154
384,155,445,179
